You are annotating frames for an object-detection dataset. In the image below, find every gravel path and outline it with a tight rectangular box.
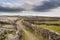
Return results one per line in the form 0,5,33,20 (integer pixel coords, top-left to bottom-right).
16,19,39,40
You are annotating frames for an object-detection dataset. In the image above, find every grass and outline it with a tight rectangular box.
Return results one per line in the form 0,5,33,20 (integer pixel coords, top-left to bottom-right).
0,24,6,27
36,24,60,34
21,30,27,40
21,18,60,40
25,26,46,40
31,19,60,25
33,20,60,24
0,24,13,27
32,19,60,34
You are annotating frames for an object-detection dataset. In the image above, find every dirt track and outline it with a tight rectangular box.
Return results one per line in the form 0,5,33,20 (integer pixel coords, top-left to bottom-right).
16,19,39,40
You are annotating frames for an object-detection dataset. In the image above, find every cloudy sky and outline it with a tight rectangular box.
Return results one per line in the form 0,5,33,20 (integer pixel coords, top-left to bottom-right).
0,0,60,17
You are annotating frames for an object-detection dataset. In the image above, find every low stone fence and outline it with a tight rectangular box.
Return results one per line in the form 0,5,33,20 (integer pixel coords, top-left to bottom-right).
22,21,60,40
27,21,60,26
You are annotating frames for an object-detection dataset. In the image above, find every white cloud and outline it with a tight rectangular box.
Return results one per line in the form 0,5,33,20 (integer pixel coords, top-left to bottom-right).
24,0,43,5
0,0,45,9
0,0,60,11
0,2,21,8
20,0,45,10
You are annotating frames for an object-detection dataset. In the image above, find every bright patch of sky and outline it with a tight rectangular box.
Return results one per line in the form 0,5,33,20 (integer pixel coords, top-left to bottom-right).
0,0,24,8
0,0,21,3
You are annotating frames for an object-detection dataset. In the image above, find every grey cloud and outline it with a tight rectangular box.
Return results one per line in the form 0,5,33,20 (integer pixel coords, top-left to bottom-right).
0,0,60,12
0,6,24,12
0,0,46,12
0,2,24,12
32,0,60,12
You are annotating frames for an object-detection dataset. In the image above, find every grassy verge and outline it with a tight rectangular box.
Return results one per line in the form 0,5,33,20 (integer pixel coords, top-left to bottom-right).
34,20,60,24
21,30,27,40
36,25,60,34
0,24,13,27
25,26,46,40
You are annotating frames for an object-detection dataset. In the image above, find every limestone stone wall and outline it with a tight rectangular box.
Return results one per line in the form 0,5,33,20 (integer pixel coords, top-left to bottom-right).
23,21,60,40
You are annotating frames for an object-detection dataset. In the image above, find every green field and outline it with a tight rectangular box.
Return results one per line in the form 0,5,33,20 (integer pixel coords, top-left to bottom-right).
32,19,60,34
36,25,60,34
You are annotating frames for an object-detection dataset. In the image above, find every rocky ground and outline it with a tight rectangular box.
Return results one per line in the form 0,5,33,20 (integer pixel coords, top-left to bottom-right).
0,16,60,40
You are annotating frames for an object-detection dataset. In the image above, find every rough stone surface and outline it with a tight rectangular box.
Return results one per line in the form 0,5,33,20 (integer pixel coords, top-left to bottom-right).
23,21,60,40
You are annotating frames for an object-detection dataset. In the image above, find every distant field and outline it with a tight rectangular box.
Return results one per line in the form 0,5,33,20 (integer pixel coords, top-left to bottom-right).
22,16,60,40
30,18,60,34
36,25,60,34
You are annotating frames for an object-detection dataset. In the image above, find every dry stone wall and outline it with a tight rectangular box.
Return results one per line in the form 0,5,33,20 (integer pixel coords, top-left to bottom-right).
22,21,60,40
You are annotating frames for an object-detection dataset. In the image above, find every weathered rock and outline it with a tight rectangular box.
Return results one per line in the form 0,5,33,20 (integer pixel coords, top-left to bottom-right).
5,34,19,40
23,21,60,40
